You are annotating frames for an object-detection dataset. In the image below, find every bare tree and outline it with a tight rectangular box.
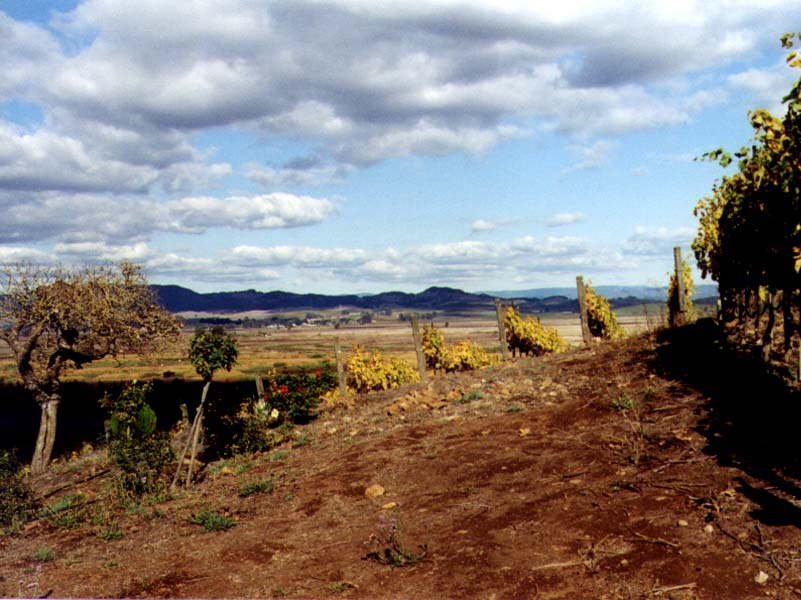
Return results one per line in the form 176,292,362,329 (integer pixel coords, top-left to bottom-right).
0,261,181,475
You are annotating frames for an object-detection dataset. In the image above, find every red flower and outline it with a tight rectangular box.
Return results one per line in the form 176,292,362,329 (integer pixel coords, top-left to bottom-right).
279,386,289,394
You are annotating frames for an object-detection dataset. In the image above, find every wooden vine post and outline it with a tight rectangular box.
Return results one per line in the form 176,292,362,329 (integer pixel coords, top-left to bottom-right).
335,337,347,398
409,314,428,383
495,298,508,360
672,246,688,327
576,276,592,347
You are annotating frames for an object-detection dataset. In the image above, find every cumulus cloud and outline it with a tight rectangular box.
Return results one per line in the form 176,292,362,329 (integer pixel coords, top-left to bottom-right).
166,194,338,231
2,1,801,292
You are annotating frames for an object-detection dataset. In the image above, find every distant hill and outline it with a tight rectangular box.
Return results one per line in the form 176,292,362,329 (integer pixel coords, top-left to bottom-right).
486,284,719,301
151,284,719,314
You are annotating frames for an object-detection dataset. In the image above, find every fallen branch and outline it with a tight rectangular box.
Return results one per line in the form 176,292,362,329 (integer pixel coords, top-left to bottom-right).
632,532,680,549
647,582,696,596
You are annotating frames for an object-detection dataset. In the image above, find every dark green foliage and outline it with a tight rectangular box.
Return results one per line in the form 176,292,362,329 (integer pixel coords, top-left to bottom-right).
204,368,336,459
262,369,337,423
0,450,39,531
188,326,239,382
102,382,173,495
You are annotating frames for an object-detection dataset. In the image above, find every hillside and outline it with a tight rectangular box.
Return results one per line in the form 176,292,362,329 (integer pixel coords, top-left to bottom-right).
2,322,800,598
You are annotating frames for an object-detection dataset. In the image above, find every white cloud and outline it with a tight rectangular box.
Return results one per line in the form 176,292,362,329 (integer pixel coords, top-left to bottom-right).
470,219,499,232
167,194,338,231
623,225,695,256
230,245,367,268
545,212,587,227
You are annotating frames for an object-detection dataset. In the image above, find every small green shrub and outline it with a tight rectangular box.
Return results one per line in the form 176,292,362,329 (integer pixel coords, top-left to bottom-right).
454,390,484,404
31,547,55,562
102,382,174,496
0,450,39,532
239,479,274,497
189,510,236,532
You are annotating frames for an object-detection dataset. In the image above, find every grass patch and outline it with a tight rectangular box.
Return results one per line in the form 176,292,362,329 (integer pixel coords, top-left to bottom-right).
188,511,236,532
239,479,274,498
31,547,55,562
454,390,484,404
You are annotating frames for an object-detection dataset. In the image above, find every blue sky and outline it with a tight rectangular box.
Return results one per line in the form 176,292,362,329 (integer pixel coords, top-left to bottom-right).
0,1,799,294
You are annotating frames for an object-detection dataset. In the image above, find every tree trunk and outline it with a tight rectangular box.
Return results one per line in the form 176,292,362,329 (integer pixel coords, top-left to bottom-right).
31,396,60,475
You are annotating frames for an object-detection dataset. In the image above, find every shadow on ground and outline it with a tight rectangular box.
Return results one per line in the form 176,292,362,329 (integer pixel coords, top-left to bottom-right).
652,318,801,527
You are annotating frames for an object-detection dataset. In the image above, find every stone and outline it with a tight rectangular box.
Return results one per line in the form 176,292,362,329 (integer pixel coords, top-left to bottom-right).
365,484,386,497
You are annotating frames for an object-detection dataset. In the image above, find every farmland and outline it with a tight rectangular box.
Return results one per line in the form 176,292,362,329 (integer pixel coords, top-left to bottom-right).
0,306,659,385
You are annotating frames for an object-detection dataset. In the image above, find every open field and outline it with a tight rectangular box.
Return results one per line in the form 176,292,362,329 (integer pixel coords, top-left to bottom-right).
0,308,660,384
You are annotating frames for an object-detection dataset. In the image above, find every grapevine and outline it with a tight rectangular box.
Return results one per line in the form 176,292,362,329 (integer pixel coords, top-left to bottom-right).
691,34,801,363
584,282,625,340
346,345,420,393
503,306,566,357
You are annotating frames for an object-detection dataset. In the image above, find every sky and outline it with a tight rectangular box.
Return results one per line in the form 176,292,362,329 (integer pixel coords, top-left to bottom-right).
1,1,799,295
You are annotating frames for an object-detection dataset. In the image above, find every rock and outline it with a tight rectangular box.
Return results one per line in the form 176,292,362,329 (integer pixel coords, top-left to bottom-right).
382,502,397,510
365,484,386,498
677,519,689,527
755,571,769,584
518,427,531,437
704,524,714,534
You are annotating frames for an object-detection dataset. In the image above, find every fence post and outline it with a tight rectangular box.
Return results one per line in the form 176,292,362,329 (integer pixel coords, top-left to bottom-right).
409,314,428,383
335,337,347,398
255,374,264,398
495,298,508,360
673,246,688,326
576,276,592,347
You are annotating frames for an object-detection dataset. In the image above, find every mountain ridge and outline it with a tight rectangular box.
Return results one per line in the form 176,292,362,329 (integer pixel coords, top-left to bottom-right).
151,284,717,314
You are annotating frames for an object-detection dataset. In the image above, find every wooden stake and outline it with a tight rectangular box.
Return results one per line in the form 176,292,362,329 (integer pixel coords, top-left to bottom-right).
410,314,428,383
335,337,347,398
495,298,508,360
185,381,210,487
576,276,592,347
673,246,688,326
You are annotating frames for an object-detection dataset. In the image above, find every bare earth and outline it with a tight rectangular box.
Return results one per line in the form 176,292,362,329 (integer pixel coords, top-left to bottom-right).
2,322,801,599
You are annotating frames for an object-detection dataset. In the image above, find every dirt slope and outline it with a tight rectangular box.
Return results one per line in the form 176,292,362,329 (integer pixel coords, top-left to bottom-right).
2,323,801,599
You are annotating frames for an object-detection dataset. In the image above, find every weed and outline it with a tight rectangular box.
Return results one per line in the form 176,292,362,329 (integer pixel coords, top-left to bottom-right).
454,390,484,404
617,405,650,466
272,586,288,597
239,479,274,498
364,512,427,568
328,581,358,594
292,434,310,448
609,392,636,411
268,450,290,462
188,511,236,532
31,547,54,562
40,494,86,530
102,559,118,569
506,404,523,413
